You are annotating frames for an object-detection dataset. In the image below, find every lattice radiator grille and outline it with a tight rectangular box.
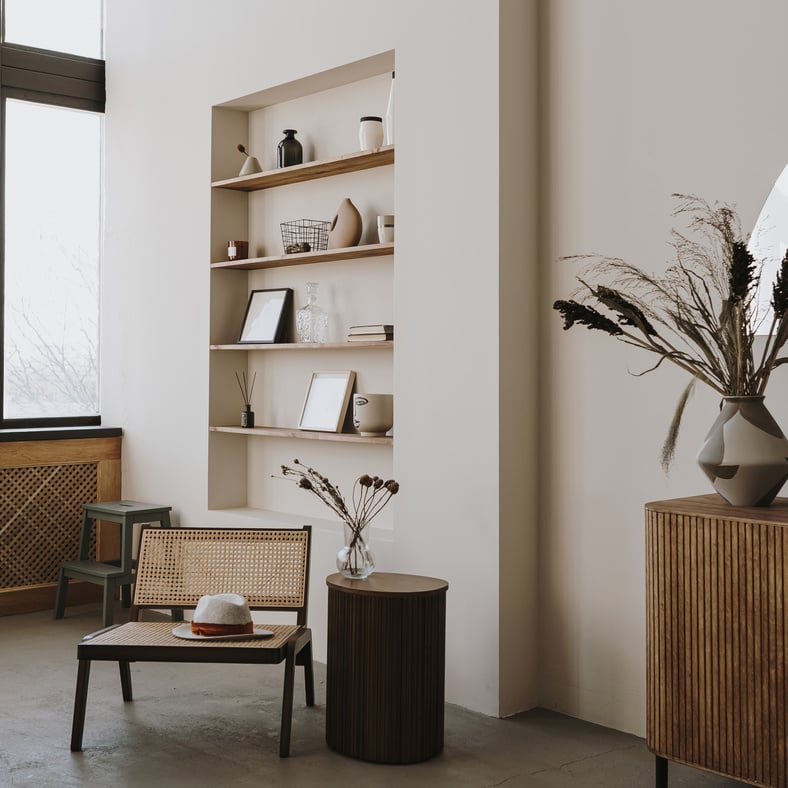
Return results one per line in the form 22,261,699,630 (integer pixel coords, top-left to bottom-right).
0,463,98,589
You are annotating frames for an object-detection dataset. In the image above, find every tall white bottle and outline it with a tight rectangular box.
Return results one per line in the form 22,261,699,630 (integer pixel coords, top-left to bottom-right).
384,71,395,146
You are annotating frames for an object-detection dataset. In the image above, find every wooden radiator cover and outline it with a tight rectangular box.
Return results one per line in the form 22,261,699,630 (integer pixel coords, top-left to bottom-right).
646,495,788,788
0,462,98,587
0,437,121,616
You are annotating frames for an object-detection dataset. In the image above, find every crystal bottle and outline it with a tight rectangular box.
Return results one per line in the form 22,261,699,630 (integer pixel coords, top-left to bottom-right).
296,282,328,343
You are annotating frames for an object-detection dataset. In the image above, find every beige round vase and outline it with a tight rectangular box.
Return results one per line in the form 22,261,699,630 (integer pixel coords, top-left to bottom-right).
697,396,788,506
327,197,362,249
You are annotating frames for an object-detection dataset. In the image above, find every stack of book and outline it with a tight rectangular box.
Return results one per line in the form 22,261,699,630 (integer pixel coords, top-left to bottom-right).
348,324,394,342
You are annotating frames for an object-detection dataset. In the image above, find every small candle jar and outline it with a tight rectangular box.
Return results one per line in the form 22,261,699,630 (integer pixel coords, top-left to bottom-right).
359,116,384,151
227,241,248,261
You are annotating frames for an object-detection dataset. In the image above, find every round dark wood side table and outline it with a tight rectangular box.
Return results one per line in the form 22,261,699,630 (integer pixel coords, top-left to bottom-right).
325,572,448,763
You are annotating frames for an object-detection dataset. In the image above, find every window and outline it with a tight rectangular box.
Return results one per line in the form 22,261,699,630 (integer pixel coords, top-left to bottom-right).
4,0,103,59
0,2,105,427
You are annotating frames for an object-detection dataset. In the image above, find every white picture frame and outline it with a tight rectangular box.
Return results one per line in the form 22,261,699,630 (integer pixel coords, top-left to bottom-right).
298,370,356,432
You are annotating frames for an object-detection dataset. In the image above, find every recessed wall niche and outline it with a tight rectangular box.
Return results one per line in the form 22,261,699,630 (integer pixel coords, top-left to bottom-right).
208,52,395,526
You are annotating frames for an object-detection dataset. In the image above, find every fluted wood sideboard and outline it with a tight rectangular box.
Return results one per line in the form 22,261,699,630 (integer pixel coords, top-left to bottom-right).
646,495,788,788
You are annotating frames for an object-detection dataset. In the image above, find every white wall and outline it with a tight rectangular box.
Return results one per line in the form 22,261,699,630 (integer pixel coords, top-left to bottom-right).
103,0,535,717
543,0,788,735
105,0,788,736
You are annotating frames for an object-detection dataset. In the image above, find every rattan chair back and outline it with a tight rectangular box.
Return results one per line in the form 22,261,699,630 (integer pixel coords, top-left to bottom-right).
131,526,311,624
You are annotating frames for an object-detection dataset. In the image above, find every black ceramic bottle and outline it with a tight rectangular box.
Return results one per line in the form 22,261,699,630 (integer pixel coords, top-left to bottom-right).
277,129,303,168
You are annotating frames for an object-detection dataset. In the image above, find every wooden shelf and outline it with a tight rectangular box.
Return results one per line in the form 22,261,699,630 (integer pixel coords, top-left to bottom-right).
210,341,393,351
211,146,394,192
211,242,393,271
210,425,392,445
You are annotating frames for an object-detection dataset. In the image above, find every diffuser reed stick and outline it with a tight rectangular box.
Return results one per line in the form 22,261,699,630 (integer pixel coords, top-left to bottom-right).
235,371,256,406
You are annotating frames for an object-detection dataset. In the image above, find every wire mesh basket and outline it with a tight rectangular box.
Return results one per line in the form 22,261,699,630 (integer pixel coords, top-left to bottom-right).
280,219,330,254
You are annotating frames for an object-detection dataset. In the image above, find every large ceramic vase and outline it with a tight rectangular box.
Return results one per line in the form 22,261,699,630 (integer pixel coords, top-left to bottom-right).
697,396,788,506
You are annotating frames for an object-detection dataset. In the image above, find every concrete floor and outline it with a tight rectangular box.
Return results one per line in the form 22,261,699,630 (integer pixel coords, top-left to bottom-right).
0,603,744,788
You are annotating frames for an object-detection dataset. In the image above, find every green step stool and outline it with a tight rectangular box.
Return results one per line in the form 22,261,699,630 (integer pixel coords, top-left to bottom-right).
54,501,175,628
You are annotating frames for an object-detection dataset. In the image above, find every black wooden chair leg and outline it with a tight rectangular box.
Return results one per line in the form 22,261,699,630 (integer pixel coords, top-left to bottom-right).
121,582,131,608
102,581,115,628
279,642,296,757
119,661,133,701
656,755,668,788
300,638,315,706
71,659,91,751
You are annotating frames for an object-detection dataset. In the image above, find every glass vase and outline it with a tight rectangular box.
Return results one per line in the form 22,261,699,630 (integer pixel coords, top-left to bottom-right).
277,129,303,168
337,523,375,579
296,282,328,343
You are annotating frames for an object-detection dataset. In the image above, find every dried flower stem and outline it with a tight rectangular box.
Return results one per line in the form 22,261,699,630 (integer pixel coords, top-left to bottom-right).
277,461,399,543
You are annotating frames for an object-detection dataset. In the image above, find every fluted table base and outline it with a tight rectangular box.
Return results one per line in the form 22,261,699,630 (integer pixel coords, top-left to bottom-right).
326,572,448,764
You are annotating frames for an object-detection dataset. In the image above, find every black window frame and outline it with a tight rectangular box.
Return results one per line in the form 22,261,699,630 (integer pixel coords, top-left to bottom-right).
0,9,105,429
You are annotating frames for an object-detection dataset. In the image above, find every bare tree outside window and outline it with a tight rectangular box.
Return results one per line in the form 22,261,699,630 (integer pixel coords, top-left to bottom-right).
3,99,101,419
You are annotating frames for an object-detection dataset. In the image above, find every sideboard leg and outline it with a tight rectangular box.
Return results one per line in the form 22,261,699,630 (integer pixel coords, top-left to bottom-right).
655,755,668,788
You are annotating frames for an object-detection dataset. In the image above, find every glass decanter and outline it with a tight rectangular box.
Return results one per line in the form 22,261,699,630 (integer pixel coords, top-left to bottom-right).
296,282,328,343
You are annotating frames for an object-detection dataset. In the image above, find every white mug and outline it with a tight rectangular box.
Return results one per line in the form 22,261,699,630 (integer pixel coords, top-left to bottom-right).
353,393,393,436
377,215,394,244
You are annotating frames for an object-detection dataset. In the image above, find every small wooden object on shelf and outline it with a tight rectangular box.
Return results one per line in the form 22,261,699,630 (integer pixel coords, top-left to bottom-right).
645,494,788,788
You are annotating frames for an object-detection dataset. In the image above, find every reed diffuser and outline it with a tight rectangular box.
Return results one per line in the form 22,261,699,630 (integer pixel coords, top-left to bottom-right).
235,371,256,428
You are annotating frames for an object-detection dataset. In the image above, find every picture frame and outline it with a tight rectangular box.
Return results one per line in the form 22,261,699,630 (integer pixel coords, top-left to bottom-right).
298,370,356,432
238,288,292,344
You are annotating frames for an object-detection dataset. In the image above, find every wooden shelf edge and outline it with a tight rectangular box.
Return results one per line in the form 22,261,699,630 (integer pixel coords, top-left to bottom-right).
211,145,394,192
210,340,393,351
210,425,393,445
211,242,394,270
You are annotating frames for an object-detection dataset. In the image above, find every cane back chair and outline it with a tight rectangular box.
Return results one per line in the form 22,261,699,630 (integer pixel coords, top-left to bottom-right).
70,525,313,757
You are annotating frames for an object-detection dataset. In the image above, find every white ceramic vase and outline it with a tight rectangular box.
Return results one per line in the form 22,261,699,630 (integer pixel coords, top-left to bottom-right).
697,396,788,506
359,116,384,151
384,71,394,146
